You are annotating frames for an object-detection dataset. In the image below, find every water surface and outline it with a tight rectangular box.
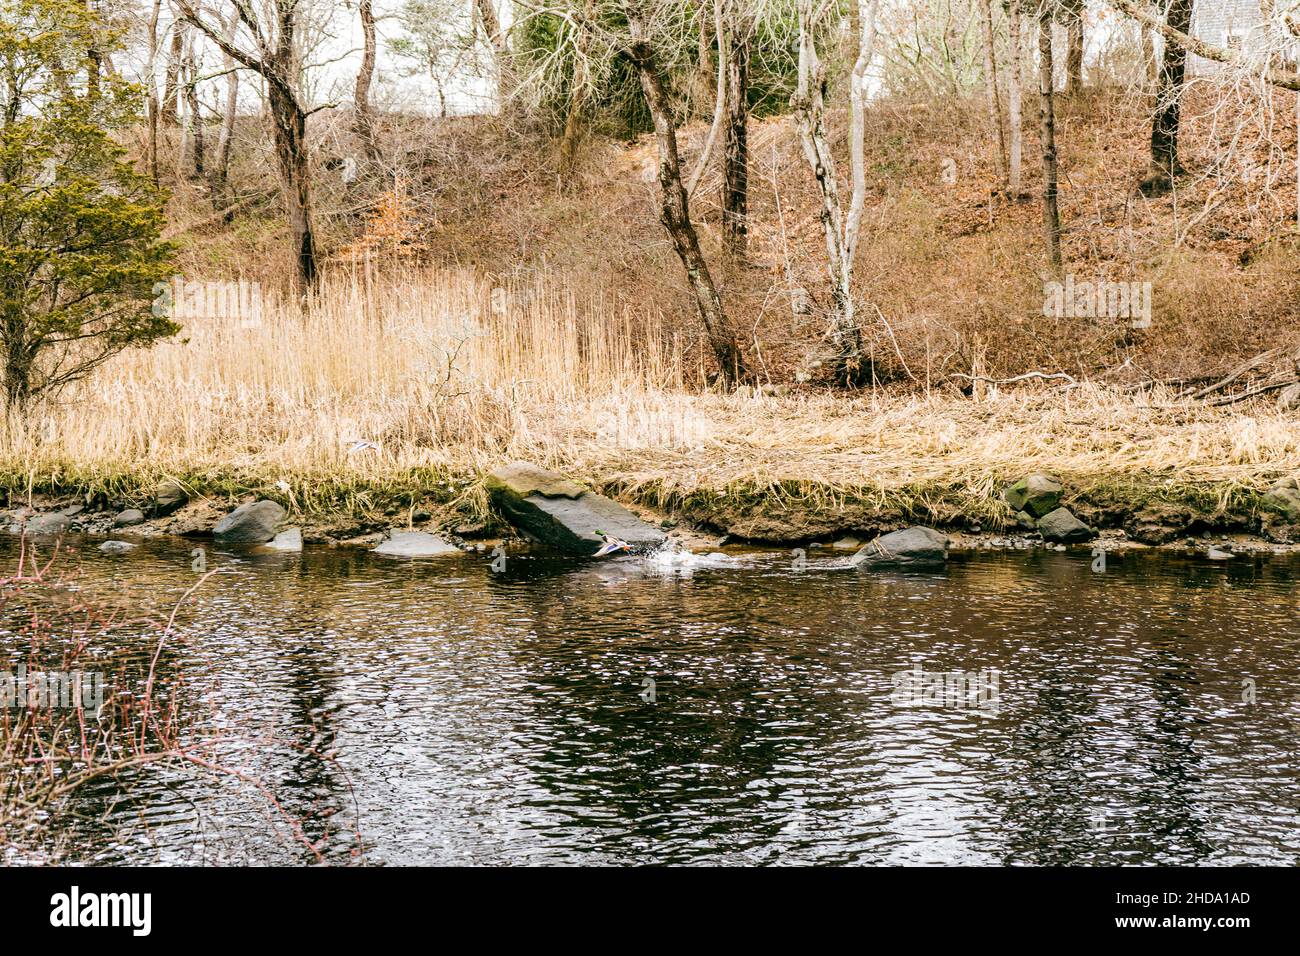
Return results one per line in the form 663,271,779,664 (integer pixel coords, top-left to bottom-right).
3,536,1298,865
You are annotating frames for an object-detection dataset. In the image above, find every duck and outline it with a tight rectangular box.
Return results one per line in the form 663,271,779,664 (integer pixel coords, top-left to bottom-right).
593,530,632,557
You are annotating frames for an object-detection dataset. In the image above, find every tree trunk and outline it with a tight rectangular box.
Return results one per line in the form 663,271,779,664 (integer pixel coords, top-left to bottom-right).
695,0,715,116
183,46,205,180
267,81,318,288
1007,0,1024,197
1141,24,1158,91
559,25,590,183
146,0,162,184
722,28,749,257
1140,0,1193,196
475,0,511,111
1064,2,1084,94
559,83,585,179
977,0,1007,189
85,0,101,100
210,54,238,201
791,0,875,383
628,39,744,386
354,0,379,164
162,25,182,126
1038,8,1063,275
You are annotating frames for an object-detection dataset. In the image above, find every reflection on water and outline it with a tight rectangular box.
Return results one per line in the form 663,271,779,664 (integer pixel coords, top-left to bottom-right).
2,535,1298,865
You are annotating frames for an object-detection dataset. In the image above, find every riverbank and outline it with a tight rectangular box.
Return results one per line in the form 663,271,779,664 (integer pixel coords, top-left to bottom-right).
5,384,1300,551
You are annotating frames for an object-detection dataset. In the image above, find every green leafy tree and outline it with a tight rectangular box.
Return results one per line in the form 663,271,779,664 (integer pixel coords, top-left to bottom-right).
0,0,175,408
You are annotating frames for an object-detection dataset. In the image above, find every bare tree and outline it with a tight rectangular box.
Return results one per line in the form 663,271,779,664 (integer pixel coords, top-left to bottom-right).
1063,0,1084,93
559,1,594,181
978,0,1008,189
162,16,183,125
791,0,878,382
624,2,746,385
146,0,164,183
1037,1,1063,273
1115,1,1300,204
354,0,379,164
182,33,205,179
209,8,240,201
475,0,512,109
1140,0,1193,195
1007,0,1025,197
722,3,754,256
177,0,320,288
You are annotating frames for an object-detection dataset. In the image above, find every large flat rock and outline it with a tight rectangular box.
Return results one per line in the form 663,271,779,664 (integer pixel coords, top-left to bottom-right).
373,530,459,557
851,526,949,568
486,462,666,555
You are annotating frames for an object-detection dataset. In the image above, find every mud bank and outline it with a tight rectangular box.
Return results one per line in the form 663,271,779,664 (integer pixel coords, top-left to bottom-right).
4,466,1300,557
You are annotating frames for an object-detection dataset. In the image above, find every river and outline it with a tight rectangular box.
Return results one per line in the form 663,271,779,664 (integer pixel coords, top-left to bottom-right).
2,536,1298,865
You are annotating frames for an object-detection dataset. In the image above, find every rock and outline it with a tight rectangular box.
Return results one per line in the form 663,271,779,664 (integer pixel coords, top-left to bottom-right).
1260,485,1300,523
1003,474,1064,518
21,513,71,535
851,526,949,568
832,535,863,550
1206,546,1234,561
264,528,304,552
1037,506,1095,543
114,508,145,527
486,461,666,555
98,540,136,554
1014,510,1037,531
1278,383,1300,410
152,478,189,517
213,500,285,544
60,504,84,517
372,530,459,557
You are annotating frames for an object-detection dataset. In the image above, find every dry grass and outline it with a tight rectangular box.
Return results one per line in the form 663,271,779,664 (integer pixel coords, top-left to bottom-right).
1,267,1298,528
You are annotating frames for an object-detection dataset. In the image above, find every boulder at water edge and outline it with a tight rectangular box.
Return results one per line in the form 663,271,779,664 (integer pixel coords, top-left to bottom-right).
1260,479,1300,523
152,478,189,517
486,462,667,556
372,530,459,557
1003,474,1064,518
265,528,304,552
20,512,71,535
1037,506,1095,543
851,526,949,568
213,500,285,544
115,508,145,527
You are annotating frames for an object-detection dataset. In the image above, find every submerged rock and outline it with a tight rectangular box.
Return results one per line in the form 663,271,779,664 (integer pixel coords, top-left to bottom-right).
486,461,666,556
114,508,145,527
265,528,304,552
213,500,285,544
99,540,137,554
1037,506,1095,543
1206,546,1234,561
20,513,71,535
1003,474,1064,518
851,526,949,568
372,530,459,557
